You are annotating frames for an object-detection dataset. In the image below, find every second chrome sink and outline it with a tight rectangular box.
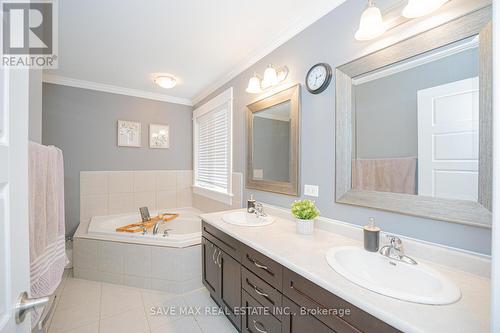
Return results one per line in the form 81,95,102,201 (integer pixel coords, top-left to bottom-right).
222,211,274,227
325,246,461,305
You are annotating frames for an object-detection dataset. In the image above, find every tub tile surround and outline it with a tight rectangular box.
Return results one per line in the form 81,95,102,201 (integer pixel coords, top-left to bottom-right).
200,206,491,333
73,237,203,293
80,170,243,221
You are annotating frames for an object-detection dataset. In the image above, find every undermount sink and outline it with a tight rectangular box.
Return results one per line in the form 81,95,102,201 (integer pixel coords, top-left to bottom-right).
326,246,461,305
222,211,274,227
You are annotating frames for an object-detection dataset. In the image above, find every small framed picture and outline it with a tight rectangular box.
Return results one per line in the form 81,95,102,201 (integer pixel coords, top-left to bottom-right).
117,120,141,147
149,124,170,149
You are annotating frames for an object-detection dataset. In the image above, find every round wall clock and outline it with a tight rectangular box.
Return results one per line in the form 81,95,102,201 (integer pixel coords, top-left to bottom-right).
305,63,333,94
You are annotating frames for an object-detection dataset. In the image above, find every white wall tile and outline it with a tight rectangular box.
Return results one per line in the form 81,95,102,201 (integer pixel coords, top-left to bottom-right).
80,171,108,195
122,275,151,289
98,242,124,274
157,190,177,210
73,239,99,270
108,193,134,215
176,170,192,190
133,171,157,192
80,195,108,221
177,188,192,208
156,171,177,191
123,244,151,277
151,247,178,280
108,171,134,193
181,245,202,280
134,191,156,211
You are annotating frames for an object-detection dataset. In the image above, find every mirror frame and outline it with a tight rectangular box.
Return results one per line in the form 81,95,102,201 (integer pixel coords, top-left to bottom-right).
335,7,492,228
247,84,300,196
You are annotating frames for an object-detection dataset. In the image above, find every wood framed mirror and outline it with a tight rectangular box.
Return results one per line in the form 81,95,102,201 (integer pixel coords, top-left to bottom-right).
247,84,300,196
335,7,492,227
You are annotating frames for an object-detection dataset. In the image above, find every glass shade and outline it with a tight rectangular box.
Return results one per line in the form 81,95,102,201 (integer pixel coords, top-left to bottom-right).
355,2,386,41
246,75,262,93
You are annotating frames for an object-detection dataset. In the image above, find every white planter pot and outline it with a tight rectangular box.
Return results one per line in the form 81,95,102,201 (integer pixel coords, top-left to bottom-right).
296,218,314,235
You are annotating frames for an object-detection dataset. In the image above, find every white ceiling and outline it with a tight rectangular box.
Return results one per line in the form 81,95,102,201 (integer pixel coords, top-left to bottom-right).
46,0,346,105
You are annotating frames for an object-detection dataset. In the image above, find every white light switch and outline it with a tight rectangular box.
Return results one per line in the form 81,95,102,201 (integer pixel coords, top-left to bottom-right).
304,184,319,197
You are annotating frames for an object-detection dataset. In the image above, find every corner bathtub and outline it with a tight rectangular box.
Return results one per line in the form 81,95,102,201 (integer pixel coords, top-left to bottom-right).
87,207,202,247
73,207,203,293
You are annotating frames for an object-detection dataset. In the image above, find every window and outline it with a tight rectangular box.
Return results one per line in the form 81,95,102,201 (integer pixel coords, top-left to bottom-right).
193,87,233,204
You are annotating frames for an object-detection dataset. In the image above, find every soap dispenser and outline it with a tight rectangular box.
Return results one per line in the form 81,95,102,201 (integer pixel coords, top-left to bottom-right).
247,194,256,212
363,217,380,252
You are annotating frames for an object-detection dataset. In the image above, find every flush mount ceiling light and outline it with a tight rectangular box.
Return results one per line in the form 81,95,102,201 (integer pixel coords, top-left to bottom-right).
153,74,177,89
355,0,387,41
246,65,289,94
402,0,448,18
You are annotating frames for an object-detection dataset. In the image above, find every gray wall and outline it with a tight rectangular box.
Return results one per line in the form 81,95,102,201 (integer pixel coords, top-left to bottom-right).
42,83,193,235
29,70,43,143
196,0,491,254
355,48,478,159
253,117,290,182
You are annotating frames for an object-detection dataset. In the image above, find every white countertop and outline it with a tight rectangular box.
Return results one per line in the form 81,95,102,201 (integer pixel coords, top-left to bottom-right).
200,208,490,333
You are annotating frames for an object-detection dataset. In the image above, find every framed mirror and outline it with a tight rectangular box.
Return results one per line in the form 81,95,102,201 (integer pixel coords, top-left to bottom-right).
335,7,492,227
247,84,300,196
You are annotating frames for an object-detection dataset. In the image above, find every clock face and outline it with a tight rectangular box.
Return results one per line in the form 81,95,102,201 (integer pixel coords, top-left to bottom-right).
306,63,332,94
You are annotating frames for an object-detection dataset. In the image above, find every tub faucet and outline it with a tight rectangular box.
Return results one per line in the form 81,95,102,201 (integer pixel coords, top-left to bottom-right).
152,220,163,235
379,235,417,265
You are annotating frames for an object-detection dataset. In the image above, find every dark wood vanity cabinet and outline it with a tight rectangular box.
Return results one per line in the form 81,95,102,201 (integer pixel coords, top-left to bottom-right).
201,221,401,333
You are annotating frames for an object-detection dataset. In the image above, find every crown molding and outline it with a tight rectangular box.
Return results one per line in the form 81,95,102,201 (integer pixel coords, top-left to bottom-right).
191,0,346,105
42,74,193,106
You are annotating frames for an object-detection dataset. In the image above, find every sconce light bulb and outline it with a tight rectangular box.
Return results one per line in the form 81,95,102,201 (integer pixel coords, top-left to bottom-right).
246,74,263,94
355,1,387,41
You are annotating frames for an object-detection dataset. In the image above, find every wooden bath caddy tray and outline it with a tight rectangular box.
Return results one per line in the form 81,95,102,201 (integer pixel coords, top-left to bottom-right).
116,213,179,233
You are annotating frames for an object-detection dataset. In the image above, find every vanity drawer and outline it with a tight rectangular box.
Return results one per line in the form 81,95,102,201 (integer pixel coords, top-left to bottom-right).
202,221,241,262
242,267,282,319
242,245,282,290
242,290,282,333
283,268,401,333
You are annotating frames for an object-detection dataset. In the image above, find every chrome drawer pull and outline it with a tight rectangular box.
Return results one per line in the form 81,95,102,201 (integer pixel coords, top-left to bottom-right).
254,286,269,298
253,320,267,333
246,254,273,274
246,279,274,305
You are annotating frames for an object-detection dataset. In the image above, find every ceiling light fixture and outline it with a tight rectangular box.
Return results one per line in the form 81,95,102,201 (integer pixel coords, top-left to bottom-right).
154,75,177,89
355,0,386,41
246,65,289,94
402,0,448,18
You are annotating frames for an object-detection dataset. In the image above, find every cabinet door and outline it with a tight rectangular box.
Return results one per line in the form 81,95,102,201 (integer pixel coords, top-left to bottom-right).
282,297,336,333
202,238,220,299
219,250,242,330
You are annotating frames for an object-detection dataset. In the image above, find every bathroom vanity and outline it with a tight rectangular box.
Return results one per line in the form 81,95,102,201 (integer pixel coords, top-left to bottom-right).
200,208,490,333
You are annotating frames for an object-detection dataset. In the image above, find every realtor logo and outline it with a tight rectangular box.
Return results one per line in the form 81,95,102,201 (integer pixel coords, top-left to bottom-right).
1,0,58,68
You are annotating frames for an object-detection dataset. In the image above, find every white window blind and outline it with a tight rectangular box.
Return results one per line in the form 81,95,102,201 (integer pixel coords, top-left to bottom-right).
193,88,233,203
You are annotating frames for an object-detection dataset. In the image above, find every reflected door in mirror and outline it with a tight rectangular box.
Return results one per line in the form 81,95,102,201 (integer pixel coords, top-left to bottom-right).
352,37,479,202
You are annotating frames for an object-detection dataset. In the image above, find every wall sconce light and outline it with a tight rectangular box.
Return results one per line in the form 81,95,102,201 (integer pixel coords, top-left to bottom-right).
355,0,449,41
246,64,289,94
355,0,386,41
402,0,448,18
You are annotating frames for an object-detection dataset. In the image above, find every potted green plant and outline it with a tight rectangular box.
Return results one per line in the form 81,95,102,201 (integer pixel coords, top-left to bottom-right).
291,199,320,235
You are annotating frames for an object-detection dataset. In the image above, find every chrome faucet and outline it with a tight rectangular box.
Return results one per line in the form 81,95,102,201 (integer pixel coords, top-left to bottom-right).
249,202,267,218
152,220,163,235
379,235,417,265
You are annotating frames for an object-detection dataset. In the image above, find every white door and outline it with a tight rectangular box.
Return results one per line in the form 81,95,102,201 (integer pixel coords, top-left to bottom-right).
0,68,31,333
417,77,479,201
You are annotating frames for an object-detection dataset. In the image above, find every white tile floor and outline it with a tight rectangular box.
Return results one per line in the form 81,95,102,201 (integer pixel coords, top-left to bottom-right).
46,276,238,333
